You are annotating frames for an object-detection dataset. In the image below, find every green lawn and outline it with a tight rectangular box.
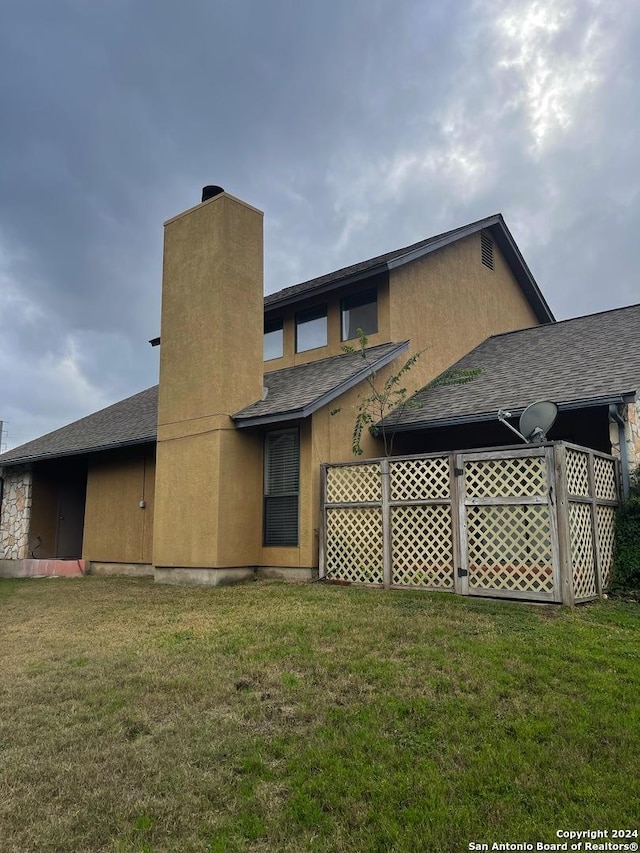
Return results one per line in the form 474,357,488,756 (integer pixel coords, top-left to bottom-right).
0,577,638,852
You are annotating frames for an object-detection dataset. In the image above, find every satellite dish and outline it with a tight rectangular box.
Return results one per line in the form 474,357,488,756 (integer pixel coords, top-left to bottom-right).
519,400,558,443
497,400,558,444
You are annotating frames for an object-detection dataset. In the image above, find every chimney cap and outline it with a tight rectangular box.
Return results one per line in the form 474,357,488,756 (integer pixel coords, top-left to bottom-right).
201,185,225,203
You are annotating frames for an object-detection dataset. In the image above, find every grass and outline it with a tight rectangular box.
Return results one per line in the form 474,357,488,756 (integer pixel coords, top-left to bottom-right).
0,577,638,852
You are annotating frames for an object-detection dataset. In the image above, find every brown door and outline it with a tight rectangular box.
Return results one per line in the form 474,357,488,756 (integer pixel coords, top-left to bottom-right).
55,476,87,559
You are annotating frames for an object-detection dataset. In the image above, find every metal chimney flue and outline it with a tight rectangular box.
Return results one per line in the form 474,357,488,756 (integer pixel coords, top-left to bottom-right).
201,185,224,203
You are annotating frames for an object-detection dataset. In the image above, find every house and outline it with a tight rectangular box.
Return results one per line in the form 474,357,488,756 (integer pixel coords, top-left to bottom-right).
0,185,583,584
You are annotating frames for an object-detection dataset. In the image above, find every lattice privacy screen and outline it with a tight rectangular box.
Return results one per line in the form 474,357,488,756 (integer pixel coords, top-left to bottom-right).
322,444,618,603
391,505,453,588
593,456,617,501
566,452,618,599
467,504,555,594
326,464,381,504
390,457,450,501
325,507,383,584
596,505,616,589
569,502,597,599
566,450,590,497
464,456,547,498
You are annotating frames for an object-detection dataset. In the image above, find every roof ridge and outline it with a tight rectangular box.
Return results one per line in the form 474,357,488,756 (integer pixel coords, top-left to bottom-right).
264,213,504,304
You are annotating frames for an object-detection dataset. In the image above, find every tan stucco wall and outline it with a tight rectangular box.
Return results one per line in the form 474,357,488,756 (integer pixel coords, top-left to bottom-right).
389,233,540,384
310,235,540,464
83,445,155,564
154,192,265,572
264,273,391,372
154,426,262,568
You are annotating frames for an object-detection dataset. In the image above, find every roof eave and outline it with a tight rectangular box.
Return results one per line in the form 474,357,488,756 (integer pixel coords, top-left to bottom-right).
385,215,502,270
234,341,410,429
385,392,635,433
0,435,157,468
264,264,388,313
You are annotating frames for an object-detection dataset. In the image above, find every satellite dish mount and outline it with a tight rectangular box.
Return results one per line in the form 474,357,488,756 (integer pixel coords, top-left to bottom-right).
497,400,558,444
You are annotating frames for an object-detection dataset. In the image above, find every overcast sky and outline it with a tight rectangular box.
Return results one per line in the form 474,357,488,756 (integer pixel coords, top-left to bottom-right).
1,0,638,450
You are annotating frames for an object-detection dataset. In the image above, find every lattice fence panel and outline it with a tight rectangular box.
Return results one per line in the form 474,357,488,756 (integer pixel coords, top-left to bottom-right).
467,505,554,593
596,505,616,589
325,507,383,584
464,456,547,498
566,450,590,497
569,502,596,599
390,457,450,501
391,505,453,588
326,464,381,504
593,456,617,501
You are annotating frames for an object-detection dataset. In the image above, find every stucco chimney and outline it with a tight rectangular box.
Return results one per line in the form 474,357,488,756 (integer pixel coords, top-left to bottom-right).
153,188,264,580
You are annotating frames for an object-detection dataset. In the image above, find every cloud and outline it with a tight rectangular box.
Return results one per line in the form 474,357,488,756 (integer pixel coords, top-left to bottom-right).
495,0,609,152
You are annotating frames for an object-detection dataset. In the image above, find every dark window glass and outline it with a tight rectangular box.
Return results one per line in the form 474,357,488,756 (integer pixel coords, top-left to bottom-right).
296,305,327,352
341,288,378,341
264,318,283,361
264,429,299,546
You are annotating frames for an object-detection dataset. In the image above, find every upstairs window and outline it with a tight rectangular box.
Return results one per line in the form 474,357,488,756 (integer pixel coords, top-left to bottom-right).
341,288,378,341
263,428,299,546
264,318,284,361
296,304,327,352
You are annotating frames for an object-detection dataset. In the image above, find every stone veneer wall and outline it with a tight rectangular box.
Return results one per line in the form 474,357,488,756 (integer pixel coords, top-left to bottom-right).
609,394,640,475
0,466,33,559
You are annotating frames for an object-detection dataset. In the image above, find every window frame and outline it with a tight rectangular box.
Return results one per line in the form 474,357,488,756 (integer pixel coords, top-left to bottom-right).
340,287,378,342
295,304,328,353
263,317,284,361
263,427,300,547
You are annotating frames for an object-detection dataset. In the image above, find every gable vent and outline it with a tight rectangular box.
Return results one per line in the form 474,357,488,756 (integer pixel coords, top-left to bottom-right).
481,231,494,270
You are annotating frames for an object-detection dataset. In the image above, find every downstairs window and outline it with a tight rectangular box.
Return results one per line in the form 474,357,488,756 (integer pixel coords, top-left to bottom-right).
263,428,299,546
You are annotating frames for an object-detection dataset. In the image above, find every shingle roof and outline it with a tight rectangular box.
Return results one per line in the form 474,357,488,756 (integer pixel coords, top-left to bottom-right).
0,343,409,465
0,386,159,466
233,341,409,428
387,304,640,431
264,213,554,323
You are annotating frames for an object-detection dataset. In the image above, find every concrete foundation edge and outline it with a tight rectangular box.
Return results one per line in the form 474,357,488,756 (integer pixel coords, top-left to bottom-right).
154,566,317,585
257,566,317,582
154,567,256,586
86,562,155,578
0,560,317,585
